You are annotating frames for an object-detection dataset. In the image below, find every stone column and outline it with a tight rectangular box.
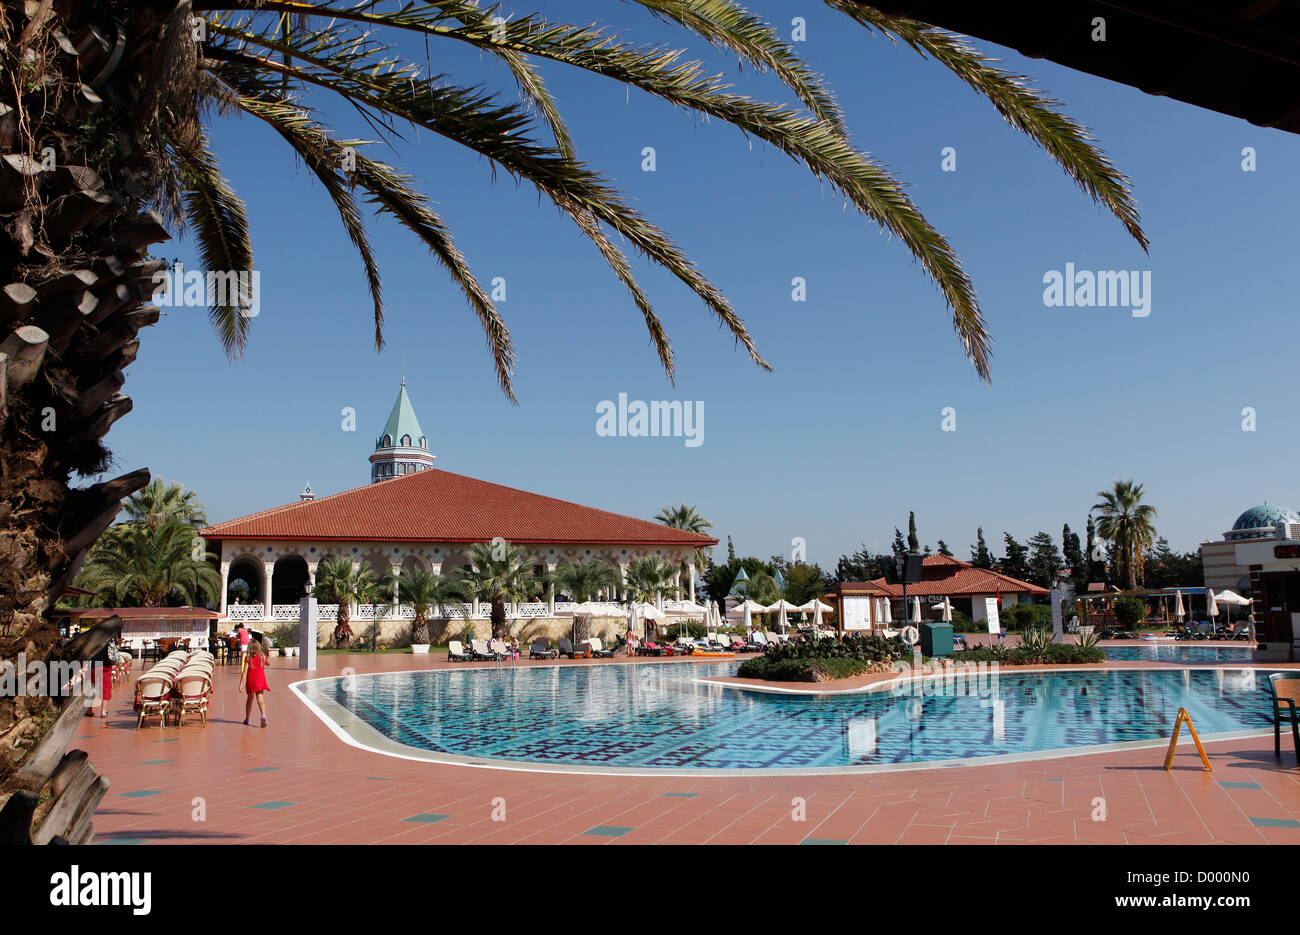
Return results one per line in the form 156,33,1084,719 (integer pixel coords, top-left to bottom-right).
546,562,558,616
306,560,318,598
219,560,231,616
262,559,274,621
391,563,402,619
687,561,696,604
429,562,442,617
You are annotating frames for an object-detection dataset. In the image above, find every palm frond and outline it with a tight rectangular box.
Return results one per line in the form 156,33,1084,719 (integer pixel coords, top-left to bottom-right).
823,1,1147,250
170,131,254,358
230,92,517,399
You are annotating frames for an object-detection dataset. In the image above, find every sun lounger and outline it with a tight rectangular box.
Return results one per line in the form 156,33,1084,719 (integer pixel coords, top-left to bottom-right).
529,638,556,659
638,641,666,656
558,637,583,659
447,640,472,662
585,637,615,658
470,639,501,660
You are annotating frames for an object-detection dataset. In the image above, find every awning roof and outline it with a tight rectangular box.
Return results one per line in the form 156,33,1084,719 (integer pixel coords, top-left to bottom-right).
860,1,1300,134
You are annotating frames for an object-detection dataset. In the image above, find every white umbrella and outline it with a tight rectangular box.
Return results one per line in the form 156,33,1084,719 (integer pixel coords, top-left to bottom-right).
1173,590,1185,621
799,599,832,631
910,596,922,624
1213,589,1252,606
731,599,765,635
766,599,800,634
936,596,953,623
1206,588,1219,620
882,598,892,625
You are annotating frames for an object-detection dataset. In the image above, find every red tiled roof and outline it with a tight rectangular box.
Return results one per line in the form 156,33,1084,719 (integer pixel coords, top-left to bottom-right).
77,607,224,619
855,555,1050,598
198,469,718,548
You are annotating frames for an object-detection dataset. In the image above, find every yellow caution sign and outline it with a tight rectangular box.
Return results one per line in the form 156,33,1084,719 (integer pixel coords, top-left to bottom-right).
1163,707,1212,772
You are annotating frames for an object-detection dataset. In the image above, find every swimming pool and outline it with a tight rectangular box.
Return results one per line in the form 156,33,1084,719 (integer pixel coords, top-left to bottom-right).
295,662,1279,774
1103,644,1256,663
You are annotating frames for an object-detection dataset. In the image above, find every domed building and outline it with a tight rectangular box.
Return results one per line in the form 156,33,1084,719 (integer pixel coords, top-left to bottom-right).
1201,503,1300,660
1225,504,1300,541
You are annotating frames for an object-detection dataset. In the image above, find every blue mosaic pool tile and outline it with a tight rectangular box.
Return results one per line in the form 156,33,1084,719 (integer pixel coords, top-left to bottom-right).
663,792,699,797
1220,781,1263,789
120,790,163,798
404,813,450,823
250,801,295,810
246,766,280,772
96,837,147,845
584,825,633,837
800,838,848,845
1248,817,1300,828
138,760,170,765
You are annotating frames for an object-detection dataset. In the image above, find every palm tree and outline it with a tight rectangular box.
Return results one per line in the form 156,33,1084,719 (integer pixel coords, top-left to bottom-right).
312,557,376,646
1092,480,1158,591
555,561,617,604
121,479,208,530
398,569,467,646
0,0,1146,841
460,542,535,639
625,557,677,605
74,519,221,607
655,503,713,585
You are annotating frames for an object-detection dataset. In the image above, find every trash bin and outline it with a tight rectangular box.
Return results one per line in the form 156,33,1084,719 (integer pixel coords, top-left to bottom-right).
921,622,953,658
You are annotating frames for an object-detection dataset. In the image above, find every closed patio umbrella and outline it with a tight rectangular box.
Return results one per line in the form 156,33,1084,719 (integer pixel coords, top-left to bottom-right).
731,599,766,636
1174,590,1185,621
910,596,922,624
1206,589,1218,623
882,598,892,626
799,599,833,633
766,599,800,634
937,596,953,623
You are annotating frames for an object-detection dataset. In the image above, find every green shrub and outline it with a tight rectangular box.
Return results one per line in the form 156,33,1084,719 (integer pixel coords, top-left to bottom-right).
1113,597,1146,628
1000,603,1051,630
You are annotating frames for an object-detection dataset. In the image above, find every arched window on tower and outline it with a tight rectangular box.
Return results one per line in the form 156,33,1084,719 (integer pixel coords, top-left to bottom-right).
401,434,411,447
382,434,392,448
420,437,427,449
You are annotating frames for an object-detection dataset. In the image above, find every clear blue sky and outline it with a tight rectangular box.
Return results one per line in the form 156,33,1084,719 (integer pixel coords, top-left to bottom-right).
100,2,1300,568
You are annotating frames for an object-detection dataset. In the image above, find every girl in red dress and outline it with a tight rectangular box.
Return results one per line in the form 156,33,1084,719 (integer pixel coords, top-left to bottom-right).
240,640,271,727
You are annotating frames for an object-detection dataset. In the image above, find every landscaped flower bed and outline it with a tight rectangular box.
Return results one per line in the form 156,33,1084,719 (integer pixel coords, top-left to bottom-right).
737,634,899,682
736,629,1106,682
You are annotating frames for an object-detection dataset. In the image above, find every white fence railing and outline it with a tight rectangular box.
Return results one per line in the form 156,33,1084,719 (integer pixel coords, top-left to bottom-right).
242,600,648,622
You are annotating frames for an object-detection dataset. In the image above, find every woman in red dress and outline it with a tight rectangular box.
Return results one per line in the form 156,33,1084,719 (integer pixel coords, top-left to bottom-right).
240,640,271,727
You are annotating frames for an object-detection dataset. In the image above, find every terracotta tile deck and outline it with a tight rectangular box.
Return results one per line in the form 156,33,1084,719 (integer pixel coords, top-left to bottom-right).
77,649,1300,845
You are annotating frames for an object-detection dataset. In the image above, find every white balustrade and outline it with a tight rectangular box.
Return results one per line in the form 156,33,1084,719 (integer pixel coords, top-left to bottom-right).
227,605,263,621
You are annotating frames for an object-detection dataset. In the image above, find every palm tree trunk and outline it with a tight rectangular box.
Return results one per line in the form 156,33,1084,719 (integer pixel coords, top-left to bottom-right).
491,597,505,639
0,0,184,843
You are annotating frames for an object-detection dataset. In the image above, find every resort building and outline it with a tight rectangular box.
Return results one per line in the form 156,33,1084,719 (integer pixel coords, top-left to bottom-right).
1200,504,1300,659
830,554,1049,630
198,383,716,642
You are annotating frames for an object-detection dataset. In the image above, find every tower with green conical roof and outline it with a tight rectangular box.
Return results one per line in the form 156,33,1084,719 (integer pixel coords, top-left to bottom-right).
369,379,436,482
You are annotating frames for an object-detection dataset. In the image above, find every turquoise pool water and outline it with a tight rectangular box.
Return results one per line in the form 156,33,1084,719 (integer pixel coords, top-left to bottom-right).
299,662,1279,771
1103,644,1256,663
